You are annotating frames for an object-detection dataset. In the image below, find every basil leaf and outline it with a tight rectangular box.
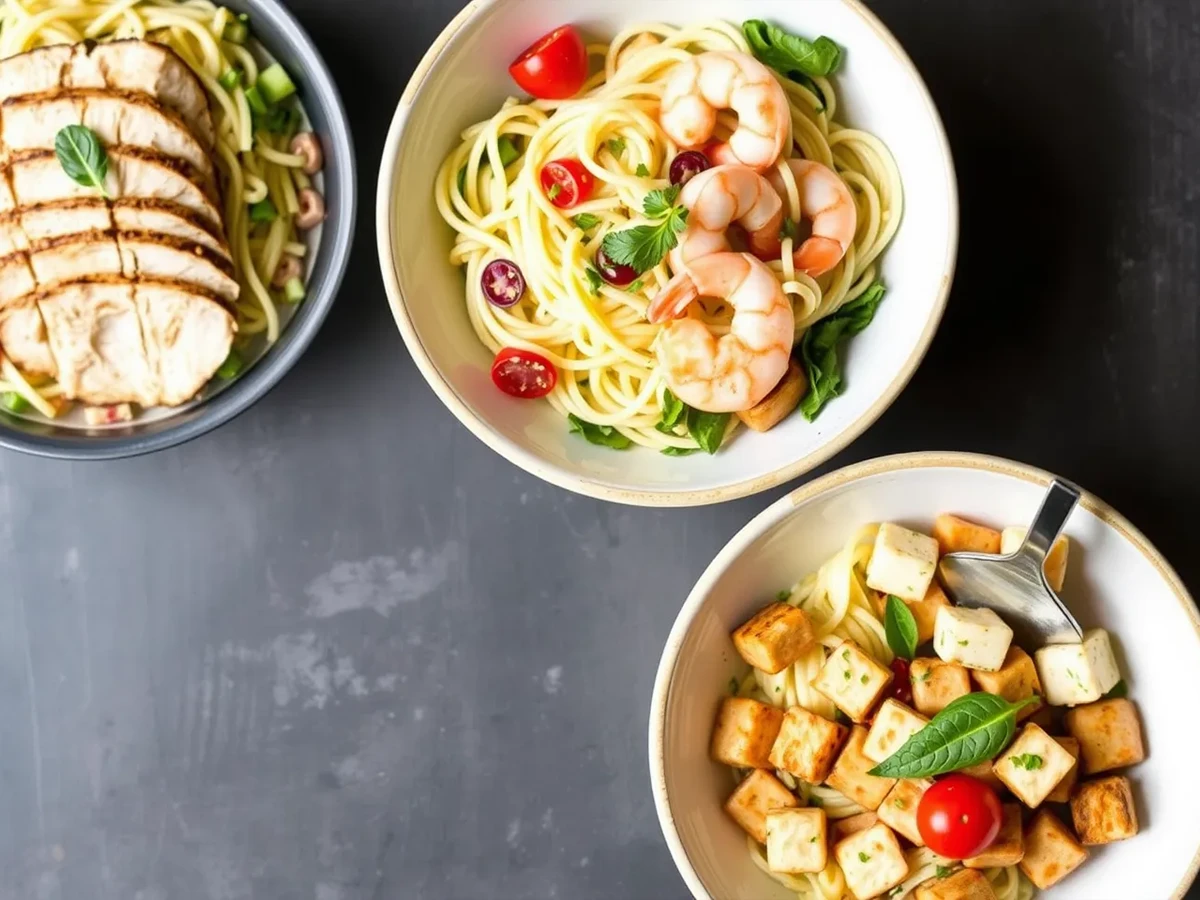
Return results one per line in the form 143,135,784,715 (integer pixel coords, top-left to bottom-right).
659,388,686,430
884,595,918,660
869,692,1039,779
686,407,730,455
567,414,632,450
661,446,699,456
798,282,886,421
743,20,841,78
54,125,110,197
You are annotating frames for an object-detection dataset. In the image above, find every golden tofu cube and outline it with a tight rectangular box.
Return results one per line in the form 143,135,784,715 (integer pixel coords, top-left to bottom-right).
1070,775,1139,844
910,657,971,717
1001,526,1069,592
834,822,909,900
737,358,807,433
1019,810,1088,890
907,580,951,645
812,640,893,723
1046,736,1080,803
1064,698,1146,775
965,804,1024,868
916,868,998,900
959,757,1005,793
832,811,879,841
765,807,828,874
768,706,849,784
724,769,799,844
933,514,1003,556
825,726,897,811
710,697,784,769
864,699,928,763
971,646,1042,720
993,723,1077,808
877,778,932,845
733,602,816,674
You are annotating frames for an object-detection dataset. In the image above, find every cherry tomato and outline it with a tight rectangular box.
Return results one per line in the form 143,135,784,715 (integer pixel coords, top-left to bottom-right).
480,259,526,308
595,246,638,287
669,150,711,186
917,775,1003,859
540,158,595,208
491,347,557,398
508,25,588,100
887,658,913,706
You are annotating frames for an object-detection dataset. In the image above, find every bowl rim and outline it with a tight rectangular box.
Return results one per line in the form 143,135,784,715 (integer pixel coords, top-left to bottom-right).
647,450,1200,900
0,0,357,461
375,0,960,508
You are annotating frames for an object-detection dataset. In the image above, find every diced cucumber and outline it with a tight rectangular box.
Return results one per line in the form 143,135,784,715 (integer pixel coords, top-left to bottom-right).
283,277,306,304
248,199,277,223
257,63,297,104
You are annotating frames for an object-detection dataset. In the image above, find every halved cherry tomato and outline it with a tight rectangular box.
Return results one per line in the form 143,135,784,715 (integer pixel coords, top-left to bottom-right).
491,347,557,398
917,774,1003,859
508,25,588,100
540,158,595,209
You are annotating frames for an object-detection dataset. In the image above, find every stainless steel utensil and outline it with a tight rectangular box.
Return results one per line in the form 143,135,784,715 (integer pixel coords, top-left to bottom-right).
938,480,1084,647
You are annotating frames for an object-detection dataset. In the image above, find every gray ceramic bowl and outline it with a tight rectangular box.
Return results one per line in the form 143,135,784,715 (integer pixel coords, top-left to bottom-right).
0,0,356,460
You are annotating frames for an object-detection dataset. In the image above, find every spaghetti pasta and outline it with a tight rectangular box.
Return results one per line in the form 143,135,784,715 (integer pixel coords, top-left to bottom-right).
438,20,902,450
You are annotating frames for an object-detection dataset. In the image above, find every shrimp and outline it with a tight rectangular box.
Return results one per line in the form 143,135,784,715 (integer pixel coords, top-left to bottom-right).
669,164,784,272
768,159,857,277
660,51,790,173
647,252,793,413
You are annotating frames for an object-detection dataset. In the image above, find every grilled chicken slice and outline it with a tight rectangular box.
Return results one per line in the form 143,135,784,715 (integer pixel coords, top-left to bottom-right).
0,40,214,148
0,148,222,230
38,278,234,407
3,89,215,183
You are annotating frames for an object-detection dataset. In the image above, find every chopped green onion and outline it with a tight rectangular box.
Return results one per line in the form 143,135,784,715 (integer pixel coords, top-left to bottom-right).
222,16,249,45
2,391,29,413
262,104,301,136
248,198,277,223
218,68,244,91
243,85,269,116
216,350,244,380
257,63,297,104
283,277,306,304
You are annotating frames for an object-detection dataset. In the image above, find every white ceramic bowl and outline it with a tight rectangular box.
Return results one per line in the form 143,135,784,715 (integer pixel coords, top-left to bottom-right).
650,452,1200,899
377,0,956,506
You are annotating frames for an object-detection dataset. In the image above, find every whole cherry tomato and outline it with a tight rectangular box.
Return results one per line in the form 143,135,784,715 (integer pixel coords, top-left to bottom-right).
917,774,1004,859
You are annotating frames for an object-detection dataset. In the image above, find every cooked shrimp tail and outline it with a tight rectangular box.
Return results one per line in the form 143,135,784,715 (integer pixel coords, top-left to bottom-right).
769,159,857,277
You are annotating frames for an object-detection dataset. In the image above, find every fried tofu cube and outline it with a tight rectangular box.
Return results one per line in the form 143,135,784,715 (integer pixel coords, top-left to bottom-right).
1064,698,1145,774
835,823,909,900
1046,736,1080,803
907,580,951,646
864,699,928,763
826,726,897,811
832,811,879,841
1019,810,1087,889
877,778,932,845
1070,775,1139,844
1001,527,1069,592
737,358,807,433
765,807,828,873
1035,629,1120,707
933,514,1003,556
994,723,1077,808
934,606,1013,672
965,804,1024,868
910,657,972,717
733,602,816,674
711,697,785,769
769,706,849,784
971,647,1042,720
812,641,893,723
916,868,998,900
959,757,1005,793
724,769,799,844
865,523,939,602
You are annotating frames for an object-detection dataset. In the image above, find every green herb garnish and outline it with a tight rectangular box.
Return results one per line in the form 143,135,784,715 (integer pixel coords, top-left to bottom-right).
776,589,791,602
607,137,627,156
547,184,563,201
573,213,601,231
599,186,688,274
936,866,952,879
635,163,651,177
584,266,603,296
54,125,110,198
661,446,700,456
1010,753,1044,771
568,414,632,450
798,282,886,420
884,595,918,660
858,852,870,863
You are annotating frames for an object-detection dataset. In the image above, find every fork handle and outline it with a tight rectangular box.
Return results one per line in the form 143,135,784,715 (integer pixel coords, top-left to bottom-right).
1020,479,1081,564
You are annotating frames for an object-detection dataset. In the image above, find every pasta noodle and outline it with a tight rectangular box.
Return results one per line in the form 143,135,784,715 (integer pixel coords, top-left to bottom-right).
438,20,902,450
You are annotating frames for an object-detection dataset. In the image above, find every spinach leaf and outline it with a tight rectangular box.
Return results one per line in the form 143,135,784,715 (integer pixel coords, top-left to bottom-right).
884,595,918,660
456,135,521,193
798,282,886,421
661,446,700,456
658,388,686,431
743,20,841,78
869,692,1038,779
568,414,632,450
687,407,730,455
55,125,110,198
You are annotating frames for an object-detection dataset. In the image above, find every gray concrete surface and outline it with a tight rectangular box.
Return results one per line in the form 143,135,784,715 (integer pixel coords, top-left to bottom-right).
2,0,1199,897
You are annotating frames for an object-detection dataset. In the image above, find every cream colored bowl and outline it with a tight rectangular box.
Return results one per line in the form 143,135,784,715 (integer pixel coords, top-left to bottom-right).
650,452,1200,899
377,0,956,506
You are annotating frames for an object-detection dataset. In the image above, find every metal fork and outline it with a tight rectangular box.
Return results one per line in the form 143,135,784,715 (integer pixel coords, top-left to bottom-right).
938,480,1084,648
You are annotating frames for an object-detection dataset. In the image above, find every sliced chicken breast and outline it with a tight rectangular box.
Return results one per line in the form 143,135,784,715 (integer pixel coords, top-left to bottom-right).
136,281,236,405
3,90,214,183
0,41,214,148
0,256,48,374
0,148,222,230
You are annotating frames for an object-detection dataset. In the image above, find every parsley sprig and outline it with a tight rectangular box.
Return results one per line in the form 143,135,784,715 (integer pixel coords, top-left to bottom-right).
599,186,688,274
